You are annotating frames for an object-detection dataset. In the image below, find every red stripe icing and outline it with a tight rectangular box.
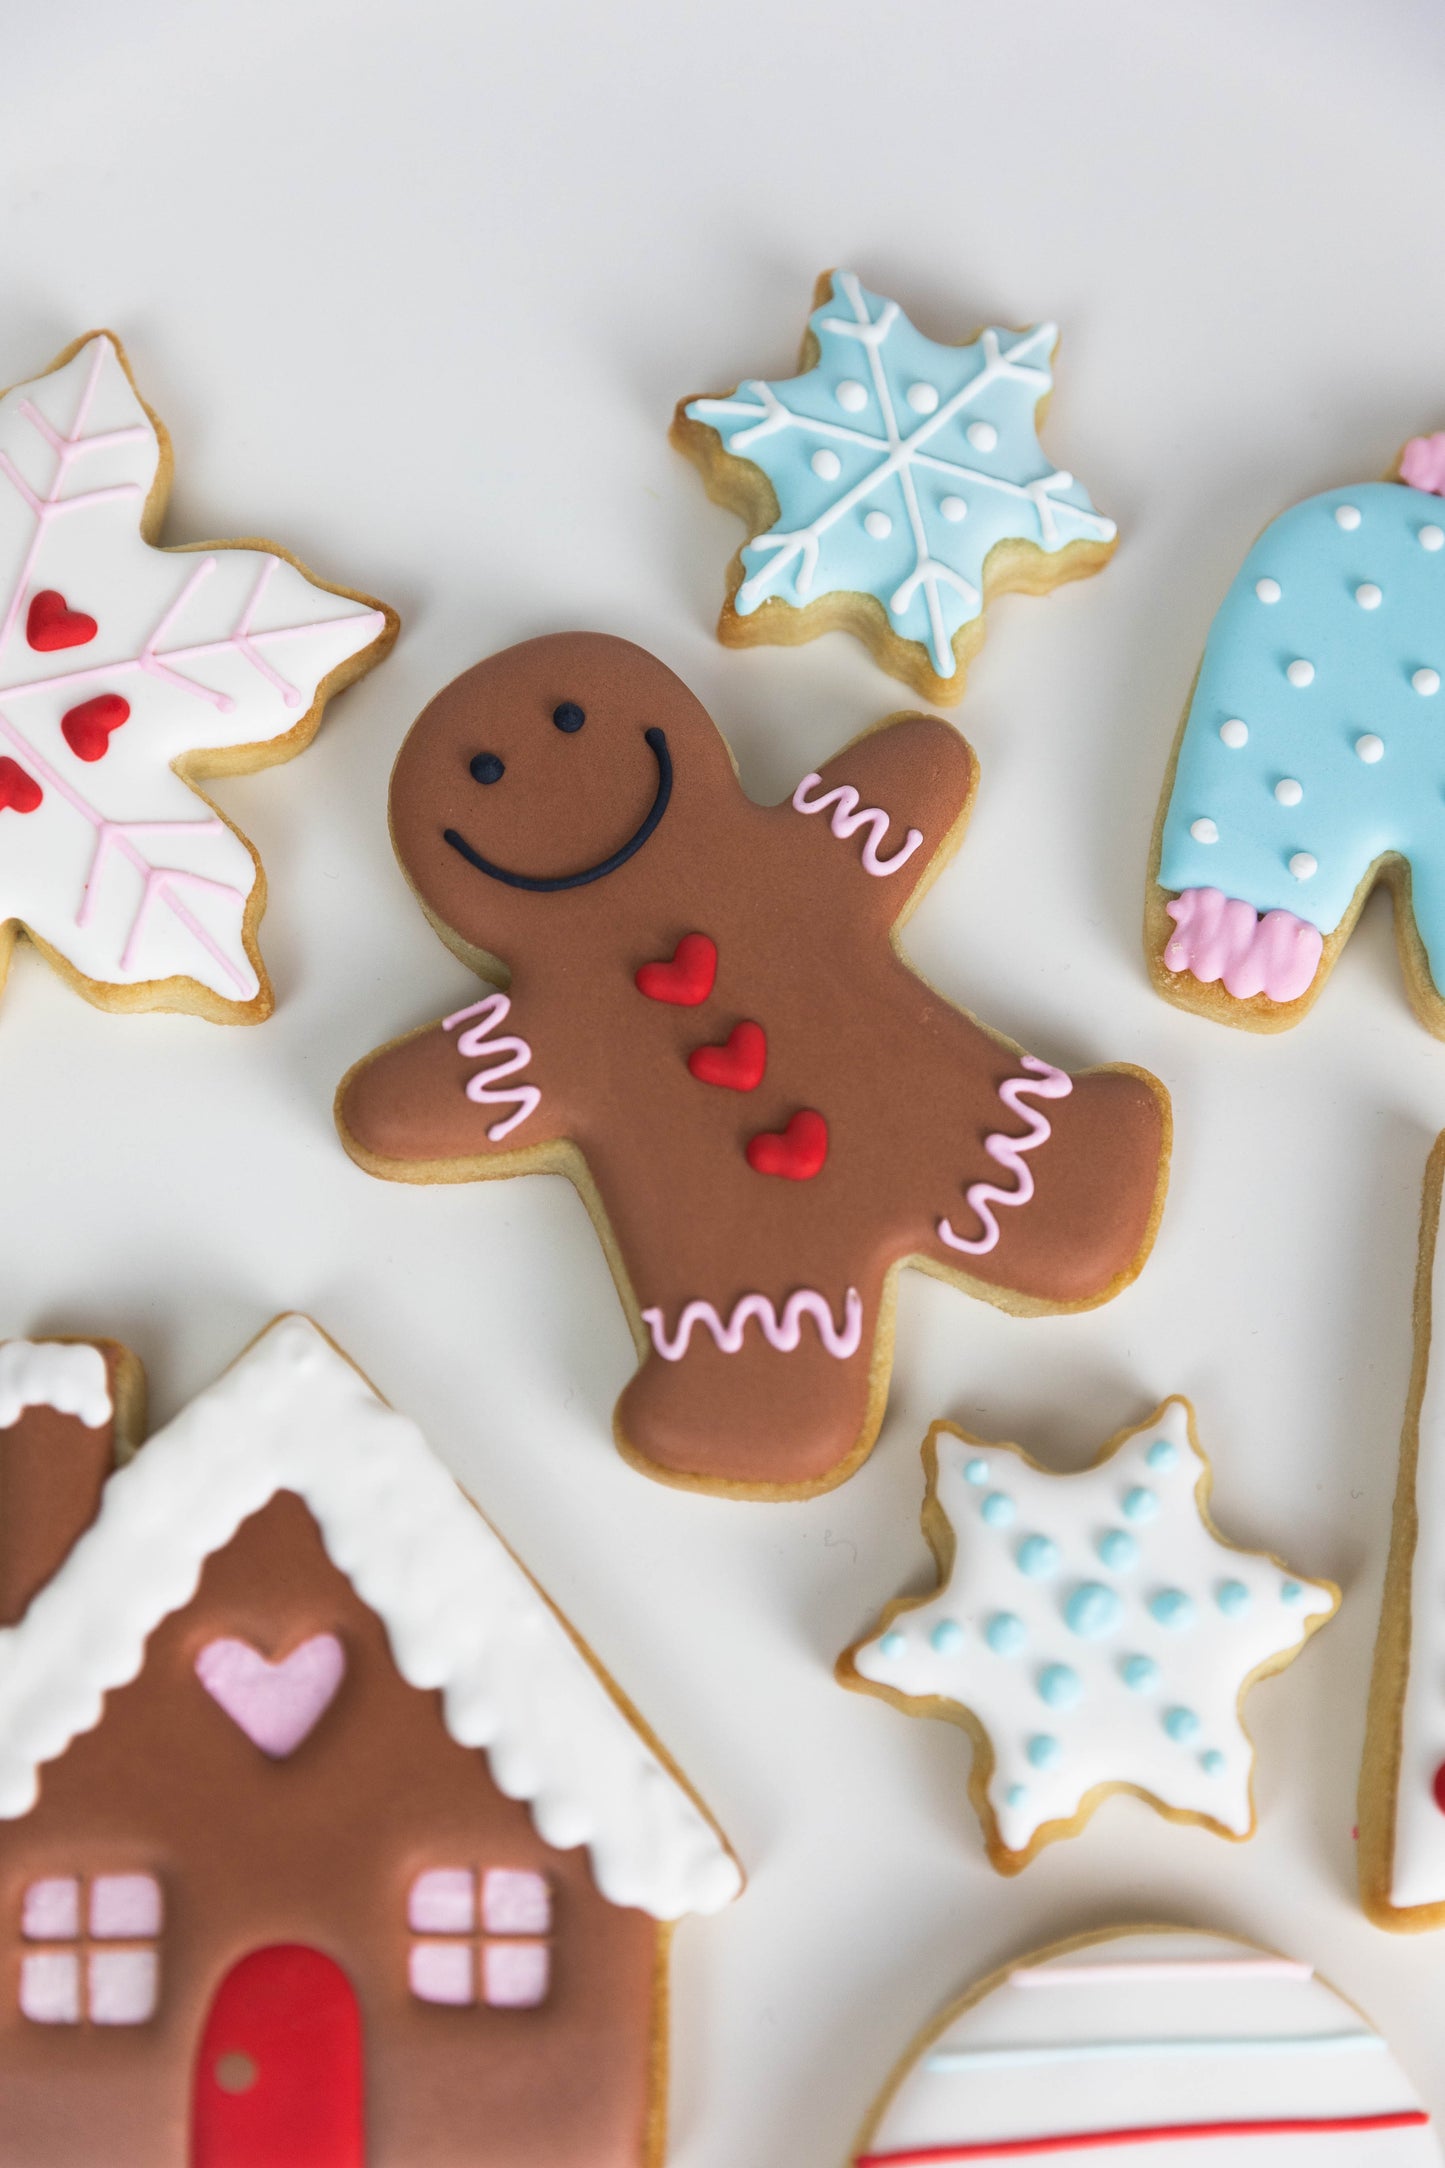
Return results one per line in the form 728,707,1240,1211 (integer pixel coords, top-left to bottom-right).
856,2110,1431,2163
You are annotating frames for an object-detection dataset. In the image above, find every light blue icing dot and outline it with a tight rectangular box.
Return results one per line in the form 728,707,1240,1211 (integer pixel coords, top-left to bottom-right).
981,1491,1016,1528
1121,1654,1160,1693
1016,1534,1060,1579
1201,1749,1226,1776
1096,1529,1138,1572
1037,1663,1083,1709
1122,1486,1158,1523
930,1618,964,1656
1027,1733,1061,1770
964,1457,990,1486
1064,1582,1122,1639
985,1611,1027,1656
1280,1579,1304,1604
878,1629,908,1659
1163,1705,1201,1743
1006,1783,1029,1809
1149,1588,1196,1631
1216,1579,1251,1617
1146,1438,1179,1471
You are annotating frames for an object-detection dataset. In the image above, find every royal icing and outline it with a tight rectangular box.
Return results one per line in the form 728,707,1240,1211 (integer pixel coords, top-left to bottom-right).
791,771,924,877
443,992,541,1141
856,1930,1436,2164
844,1400,1336,1862
681,272,1115,690
0,334,389,1010
937,1058,1072,1257
0,1341,111,1430
194,1632,346,1759
641,1287,863,1362
0,1316,741,1920
1155,474,1445,1014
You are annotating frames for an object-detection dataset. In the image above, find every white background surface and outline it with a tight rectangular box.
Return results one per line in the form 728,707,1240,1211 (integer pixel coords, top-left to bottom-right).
4,2,1445,2159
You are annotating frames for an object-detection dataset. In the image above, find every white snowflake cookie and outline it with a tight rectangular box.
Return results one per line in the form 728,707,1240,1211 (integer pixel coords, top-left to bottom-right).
839,1398,1337,1871
0,331,395,1024
673,269,1117,705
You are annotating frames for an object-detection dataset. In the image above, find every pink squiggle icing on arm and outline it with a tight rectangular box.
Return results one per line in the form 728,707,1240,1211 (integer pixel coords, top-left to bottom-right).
792,772,924,876
443,992,541,1141
937,1056,1072,1257
1163,887,1322,1004
642,1286,863,1362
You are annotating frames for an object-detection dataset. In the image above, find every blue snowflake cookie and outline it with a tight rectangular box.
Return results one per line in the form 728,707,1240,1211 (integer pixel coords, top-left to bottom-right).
673,270,1117,705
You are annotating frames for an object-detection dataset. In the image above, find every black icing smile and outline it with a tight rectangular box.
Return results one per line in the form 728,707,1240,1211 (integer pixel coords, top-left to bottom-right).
444,726,672,893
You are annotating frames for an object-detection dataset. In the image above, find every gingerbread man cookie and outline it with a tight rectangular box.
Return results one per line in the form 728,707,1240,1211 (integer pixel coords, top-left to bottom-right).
337,634,1170,1497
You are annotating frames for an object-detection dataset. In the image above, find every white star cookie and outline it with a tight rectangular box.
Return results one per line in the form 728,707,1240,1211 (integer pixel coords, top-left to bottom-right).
840,1399,1337,1871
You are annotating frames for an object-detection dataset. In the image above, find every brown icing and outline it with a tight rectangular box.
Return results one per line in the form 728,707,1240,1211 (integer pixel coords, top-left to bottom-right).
0,1345,139,1627
338,634,1171,1496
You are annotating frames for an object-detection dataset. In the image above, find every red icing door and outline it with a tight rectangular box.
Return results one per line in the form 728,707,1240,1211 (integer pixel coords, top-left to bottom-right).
191,1945,364,2168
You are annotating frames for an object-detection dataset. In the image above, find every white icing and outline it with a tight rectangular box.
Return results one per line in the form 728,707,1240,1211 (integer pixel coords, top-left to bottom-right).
1287,658,1316,687
1190,817,1219,844
864,510,893,540
966,421,998,452
1256,577,1282,604
0,1318,741,1921
1274,778,1303,807
812,448,841,481
907,383,939,415
862,1929,1436,2163
1414,667,1440,696
1220,719,1249,749
1422,525,1444,552
849,1402,1335,1855
1289,851,1318,880
0,1342,110,1429
1358,734,1386,763
1390,1157,1445,1910
1336,504,1363,530
0,336,385,1002
940,496,967,522
1357,583,1383,610
836,380,867,413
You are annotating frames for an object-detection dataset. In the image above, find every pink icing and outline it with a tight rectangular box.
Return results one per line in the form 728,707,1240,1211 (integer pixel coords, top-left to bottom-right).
443,991,541,1140
792,771,924,877
195,1633,345,1758
937,1056,1072,1258
1163,886,1322,1003
641,1286,863,1362
1401,433,1445,497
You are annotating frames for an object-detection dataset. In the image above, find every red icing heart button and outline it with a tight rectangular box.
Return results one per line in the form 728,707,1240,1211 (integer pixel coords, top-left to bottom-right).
26,589,98,653
688,1020,766,1092
747,1109,829,1180
635,932,717,1006
1432,1759,1445,1815
61,693,130,762
0,757,42,814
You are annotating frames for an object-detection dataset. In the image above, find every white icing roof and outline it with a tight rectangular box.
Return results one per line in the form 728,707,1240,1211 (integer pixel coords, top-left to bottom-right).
0,1341,111,1429
0,1316,741,1922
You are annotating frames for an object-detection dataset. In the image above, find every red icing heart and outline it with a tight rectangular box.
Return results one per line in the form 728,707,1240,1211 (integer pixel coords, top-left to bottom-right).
61,693,130,763
0,757,41,814
26,589,98,652
747,1109,829,1180
689,1020,767,1092
635,932,717,1006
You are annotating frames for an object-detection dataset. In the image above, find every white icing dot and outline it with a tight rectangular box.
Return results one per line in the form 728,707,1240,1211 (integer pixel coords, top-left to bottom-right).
907,382,939,415
1355,583,1383,610
1190,817,1219,844
967,421,998,453
1356,733,1385,763
1255,577,1281,604
835,380,867,413
864,510,892,540
940,496,967,522
1274,777,1303,807
1286,659,1315,688
1219,718,1249,749
1335,504,1362,531
1289,851,1318,880
1414,667,1441,696
1421,525,1444,552
811,449,841,481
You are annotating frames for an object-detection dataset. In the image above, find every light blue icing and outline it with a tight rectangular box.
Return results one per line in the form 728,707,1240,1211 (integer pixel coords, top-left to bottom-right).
684,271,1116,682
1201,1749,1226,1776
1216,1579,1252,1617
1096,1529,1138,1572
1037,1663,1082,1708
1016,1534,1060,1579
878,1628,908,1659
1122,1486,1158,1523
964,1457,990,1486
930,1618,965,1655
1158,483,1445,983
1064,1582,1121,1639
986,1611,1027,1655
1150,1588,1196,1631
982,1491,1016,1528
1121,1654,1160,1692
1146,1438,1179,1471
1027,1732,1061,1770
1281,1579,1304,1603
1164,1705,1201,1742
1006,1783,1029,1808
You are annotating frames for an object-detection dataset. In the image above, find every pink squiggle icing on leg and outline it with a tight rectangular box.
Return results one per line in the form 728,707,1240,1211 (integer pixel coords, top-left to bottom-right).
642,1287,863,1362
937,1056,1073,1257
1163,886,1323,1003
443,991,540,1140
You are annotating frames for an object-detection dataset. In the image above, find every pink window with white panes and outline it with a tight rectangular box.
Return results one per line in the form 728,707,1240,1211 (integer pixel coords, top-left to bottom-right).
19,1874,163,2025
407,1867,551,2009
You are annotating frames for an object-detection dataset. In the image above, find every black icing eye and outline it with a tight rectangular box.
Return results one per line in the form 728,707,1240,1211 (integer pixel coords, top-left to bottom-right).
553,701,586,734
470,752,505,785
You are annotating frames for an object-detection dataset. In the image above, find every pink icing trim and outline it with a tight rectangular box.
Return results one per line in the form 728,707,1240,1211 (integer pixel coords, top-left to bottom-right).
443,991,541,1141
1401,433,1445,497
937,1056,1072,1257
641,1286,863,1362
792,771,924,876
195,1633,345,1758
1163,886,1322,1003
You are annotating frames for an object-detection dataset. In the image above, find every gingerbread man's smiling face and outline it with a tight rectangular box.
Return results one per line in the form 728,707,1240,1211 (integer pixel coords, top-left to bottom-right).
389,632,734,963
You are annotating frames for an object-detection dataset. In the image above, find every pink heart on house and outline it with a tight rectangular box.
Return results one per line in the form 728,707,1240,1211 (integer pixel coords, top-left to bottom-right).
194,1633,346,1758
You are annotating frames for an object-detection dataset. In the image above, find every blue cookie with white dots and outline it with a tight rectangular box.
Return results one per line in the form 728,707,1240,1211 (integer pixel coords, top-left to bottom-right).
1150,437,1445,1033
838,1398,1337,1873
